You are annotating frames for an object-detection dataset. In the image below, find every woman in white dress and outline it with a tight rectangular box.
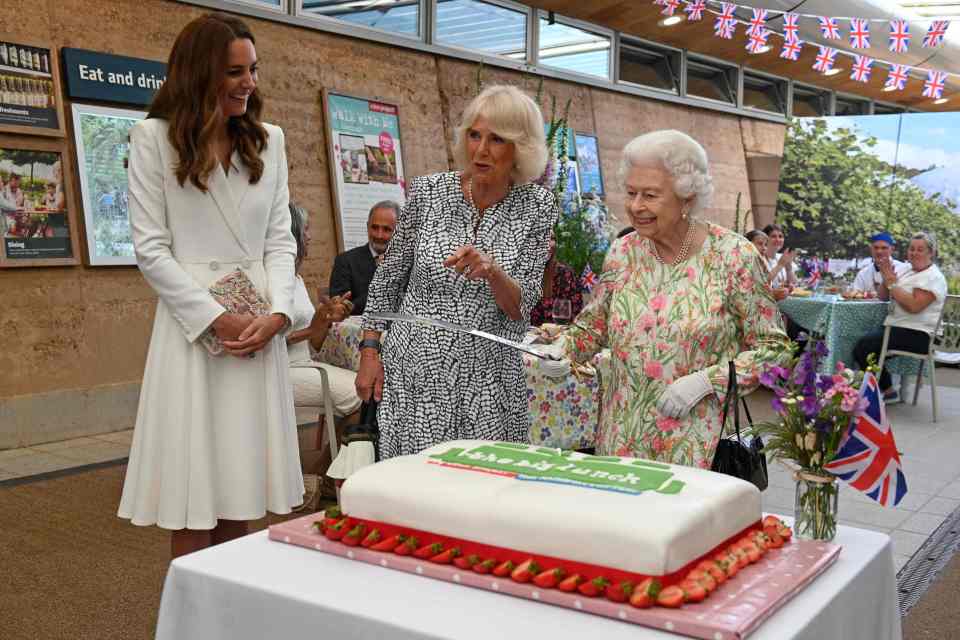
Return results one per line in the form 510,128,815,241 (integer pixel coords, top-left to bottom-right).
118,13,303,558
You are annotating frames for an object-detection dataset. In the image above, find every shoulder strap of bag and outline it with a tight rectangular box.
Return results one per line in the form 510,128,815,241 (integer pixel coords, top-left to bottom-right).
718,360,744,444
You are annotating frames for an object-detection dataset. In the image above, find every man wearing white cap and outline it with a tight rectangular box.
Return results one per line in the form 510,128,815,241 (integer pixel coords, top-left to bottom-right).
852,232,909,294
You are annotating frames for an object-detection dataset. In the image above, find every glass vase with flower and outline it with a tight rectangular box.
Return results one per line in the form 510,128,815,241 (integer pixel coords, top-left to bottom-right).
754,337,870,541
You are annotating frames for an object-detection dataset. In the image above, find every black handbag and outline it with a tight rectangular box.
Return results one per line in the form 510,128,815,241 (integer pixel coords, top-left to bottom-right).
710,361,768,491
340,400,380,462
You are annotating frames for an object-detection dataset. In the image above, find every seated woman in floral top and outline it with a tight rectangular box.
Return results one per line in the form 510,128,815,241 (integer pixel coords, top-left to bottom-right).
530,230,585,326
547,130,792,468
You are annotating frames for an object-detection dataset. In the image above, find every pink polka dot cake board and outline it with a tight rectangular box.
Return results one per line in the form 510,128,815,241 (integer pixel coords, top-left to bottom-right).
269,513,841,640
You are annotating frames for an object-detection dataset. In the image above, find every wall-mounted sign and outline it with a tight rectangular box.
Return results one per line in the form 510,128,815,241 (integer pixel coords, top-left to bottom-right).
0,39,65,137
62,48,166,107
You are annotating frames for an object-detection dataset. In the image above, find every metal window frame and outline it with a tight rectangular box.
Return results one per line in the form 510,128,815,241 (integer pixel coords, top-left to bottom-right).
741,67,788,115
294,0,427,44
833,91,870,116
789,82,833,118
429,0,532,62
534,9,615,83
617,34,682,96
685,52,739,108
872,100,907,115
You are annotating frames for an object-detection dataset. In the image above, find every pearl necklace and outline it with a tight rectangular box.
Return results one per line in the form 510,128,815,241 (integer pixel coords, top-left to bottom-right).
652,219,697,266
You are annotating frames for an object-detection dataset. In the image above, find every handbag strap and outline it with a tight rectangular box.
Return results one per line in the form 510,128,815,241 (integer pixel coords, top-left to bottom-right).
718,360,744,444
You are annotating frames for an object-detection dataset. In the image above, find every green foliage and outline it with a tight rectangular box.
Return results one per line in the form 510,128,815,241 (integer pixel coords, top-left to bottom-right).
554,194,610,276
948,274,960,295
776,118,960,265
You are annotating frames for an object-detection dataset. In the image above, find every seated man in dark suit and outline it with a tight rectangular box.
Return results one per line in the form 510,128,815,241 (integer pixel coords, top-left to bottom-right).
329,200,399,315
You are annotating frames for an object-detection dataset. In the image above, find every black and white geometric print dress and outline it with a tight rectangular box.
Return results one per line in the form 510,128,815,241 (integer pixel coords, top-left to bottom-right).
362,171,559,460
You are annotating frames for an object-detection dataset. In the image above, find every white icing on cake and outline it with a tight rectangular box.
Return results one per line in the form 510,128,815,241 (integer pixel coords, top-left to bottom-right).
340,440,761,575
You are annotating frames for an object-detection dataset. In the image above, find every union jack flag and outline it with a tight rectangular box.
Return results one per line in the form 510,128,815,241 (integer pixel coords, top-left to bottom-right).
780,38,803,61
885,64,911,91
850,55,874,83
923,70,947,99
813,46,837,73
747,8,768,36
923,20,950,47
889,19,911,53
819,16,841,40
685,0,706,21
580,264,598,293
783,13,800,43
824,373,907,507
660,0,681,16
714,3,737,39
849,18,870,48
746,29,770,54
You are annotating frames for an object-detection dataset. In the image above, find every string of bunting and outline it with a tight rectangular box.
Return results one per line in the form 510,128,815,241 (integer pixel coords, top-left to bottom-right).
651,0,954,99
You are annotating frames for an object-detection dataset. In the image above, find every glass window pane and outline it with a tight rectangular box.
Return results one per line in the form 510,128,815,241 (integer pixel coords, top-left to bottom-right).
834,97,868,116
686,59,736,104
743,73,786,114
873,103,904,115
792,86,829,117
618,40,678,93
436,0,526,58
301,0,419,37
538,18,610,79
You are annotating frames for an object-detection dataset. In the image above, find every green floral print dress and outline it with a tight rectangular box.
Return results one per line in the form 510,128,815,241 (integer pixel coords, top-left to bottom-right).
563,223,792,468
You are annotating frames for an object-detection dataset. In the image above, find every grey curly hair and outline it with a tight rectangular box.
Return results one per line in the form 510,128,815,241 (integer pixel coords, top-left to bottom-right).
618,130,714,219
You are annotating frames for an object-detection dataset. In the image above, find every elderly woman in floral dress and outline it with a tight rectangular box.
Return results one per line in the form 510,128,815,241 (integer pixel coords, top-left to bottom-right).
549,130,792,468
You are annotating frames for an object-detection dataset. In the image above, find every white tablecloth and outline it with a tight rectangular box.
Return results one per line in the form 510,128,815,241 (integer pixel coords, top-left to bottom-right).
156,520,902,640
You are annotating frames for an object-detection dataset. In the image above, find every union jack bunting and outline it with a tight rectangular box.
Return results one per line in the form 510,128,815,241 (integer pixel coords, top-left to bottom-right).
850,55,874,83
813,46,838,73
849,18,870,48
885,64,911,91
923,70,947,99
923,20,950,47
782,13,800,43
580,264,598,293
685,0,707,21
889,19,911,53
660,0,681,16
780,38,803,61
745,29,770,54
818,16,841,40
714,3,737,39
747,8,768,36
824,373,907,508
652,0,667,5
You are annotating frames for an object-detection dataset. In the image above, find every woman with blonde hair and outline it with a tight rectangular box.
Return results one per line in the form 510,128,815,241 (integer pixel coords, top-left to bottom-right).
355,84,559,459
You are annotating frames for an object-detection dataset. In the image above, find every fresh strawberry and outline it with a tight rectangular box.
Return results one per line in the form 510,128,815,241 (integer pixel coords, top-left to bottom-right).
533,567,566,589
430,546,461,564
313,520,327,534
510,559,542,583
743,544,762,563
341,524,366,547
492,560,515,577
322,505,343,525
454,554,480,570
472,559,496,574
414,543,444,559
765,529,784,549
628,578,661,609
763,515,783,529
394,536,419,556
697,560,727,584
657,585,685,608
750,531,770,553
687,569,717,592
577,576,610,597
360,529,382,548
778,525,793,541
557,573,584,592
605,580,635,603
370,534,404,552
323,518,350,541
679,579,707,603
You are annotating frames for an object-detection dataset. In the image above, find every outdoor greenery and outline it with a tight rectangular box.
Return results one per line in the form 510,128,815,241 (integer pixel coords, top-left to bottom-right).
77,112,135,257
776,118,960,266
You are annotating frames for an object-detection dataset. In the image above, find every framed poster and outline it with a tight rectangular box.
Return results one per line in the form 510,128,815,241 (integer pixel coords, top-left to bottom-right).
322,89,406,251
574,132,604,196
0,136,80,266
0,38,66,137
72,103,145,265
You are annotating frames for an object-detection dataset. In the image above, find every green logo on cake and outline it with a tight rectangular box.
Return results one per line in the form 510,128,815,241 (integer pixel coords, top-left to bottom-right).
429,443,685,496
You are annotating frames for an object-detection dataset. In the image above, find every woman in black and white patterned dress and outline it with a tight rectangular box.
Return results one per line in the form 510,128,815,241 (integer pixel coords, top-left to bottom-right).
356,85,559,459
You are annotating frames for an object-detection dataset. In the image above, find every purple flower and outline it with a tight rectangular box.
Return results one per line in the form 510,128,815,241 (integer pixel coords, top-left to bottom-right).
813,418,833,433
816,374,833,393
800,395,820,418
759,369,779,388
771,396,785,415
814,340,829,358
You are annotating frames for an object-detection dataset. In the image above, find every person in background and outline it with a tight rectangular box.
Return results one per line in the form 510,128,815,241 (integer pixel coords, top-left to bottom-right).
853,232,948,403
762,223,796,289
355,84,558,460
852,232,909,294
530,229,585,326
547,130,791,468
329,200,399,315
2,172,25,209
746,229,789,302
118,12,303,558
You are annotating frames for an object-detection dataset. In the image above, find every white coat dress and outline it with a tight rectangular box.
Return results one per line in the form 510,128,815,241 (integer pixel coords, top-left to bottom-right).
117,118,304,530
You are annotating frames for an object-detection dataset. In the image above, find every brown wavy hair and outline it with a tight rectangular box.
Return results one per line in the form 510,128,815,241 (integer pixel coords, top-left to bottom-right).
148,12,267,191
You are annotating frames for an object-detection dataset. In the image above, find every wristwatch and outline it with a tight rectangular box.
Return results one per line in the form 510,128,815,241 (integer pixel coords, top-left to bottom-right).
359,338,382,354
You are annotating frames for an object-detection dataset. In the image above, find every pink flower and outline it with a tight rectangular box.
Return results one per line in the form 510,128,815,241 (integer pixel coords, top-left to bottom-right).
640,314,656,331
652,436,664,453
760,305,774,319
644,360,663,380
686,266,696,281
657,342,670,352
656,416,681,433
650,294,667,313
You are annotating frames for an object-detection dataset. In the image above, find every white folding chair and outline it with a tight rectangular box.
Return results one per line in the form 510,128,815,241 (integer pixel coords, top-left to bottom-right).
878,294,960,422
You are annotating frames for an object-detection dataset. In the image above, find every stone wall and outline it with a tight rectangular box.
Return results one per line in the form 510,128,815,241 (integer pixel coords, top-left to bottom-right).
0,0,785,448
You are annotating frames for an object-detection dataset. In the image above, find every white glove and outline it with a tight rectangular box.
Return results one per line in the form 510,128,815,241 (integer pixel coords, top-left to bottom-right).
656,370,713,418
539,357,571,379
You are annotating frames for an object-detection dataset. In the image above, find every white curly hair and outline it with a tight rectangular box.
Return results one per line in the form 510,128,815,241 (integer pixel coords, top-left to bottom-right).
618,130,714,219
452,85,548,184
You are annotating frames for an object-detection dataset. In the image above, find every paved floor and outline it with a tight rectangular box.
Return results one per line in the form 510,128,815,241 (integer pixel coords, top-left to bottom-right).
2,371,958,576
